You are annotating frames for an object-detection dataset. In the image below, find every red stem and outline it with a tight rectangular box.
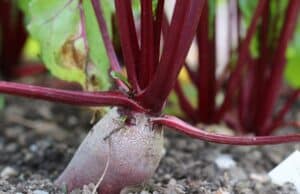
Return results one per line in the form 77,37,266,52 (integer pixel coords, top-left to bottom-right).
153,0,164,73
91,0,128,90
114,0,140,92
153,115,300,145
91,0,122,72
215,0,268,121
255,0,300,135
196,0,216,123
0,1,27,78
138,0,155,89
237,58,255,132
249,0,271,133
8,64,47,78
137,0,205,113
161,14,198,87
0,81,145,112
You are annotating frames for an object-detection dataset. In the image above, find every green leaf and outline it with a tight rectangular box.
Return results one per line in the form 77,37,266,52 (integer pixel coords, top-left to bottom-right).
110,71,130,87
182,82,198,108
285,20,300,88
16,0,30,14
285,52,300,88
132,0,159,14
239,0,258,26
101,0,114,35
270,0,289,36
164,81,198,117
27,0,86,86
16,0,31,23
249,33,259,58
164,91,185,117
23,37,40,60
82,0,114,90
238,0,260,58
208,0,216,39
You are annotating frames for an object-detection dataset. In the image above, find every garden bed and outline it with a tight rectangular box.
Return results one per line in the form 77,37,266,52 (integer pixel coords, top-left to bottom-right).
0,97,298,194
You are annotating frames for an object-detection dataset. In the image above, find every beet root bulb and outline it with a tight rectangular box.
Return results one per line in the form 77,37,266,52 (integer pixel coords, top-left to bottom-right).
55,108,164,193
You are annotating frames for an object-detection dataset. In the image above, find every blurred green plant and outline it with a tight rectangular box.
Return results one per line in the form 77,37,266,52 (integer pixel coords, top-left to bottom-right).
285,20,300,88
23,0,114,90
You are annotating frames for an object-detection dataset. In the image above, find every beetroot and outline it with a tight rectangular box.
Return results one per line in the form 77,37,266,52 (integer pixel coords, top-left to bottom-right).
56,108,164,193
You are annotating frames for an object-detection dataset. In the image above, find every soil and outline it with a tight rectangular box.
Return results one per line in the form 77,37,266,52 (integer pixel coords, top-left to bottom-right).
0,96,299,194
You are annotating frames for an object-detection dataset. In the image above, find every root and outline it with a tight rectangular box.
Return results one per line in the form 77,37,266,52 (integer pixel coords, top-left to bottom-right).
92,138,111,194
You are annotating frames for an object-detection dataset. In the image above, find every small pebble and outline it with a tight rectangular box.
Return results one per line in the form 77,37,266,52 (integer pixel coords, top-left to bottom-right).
32,190,49,194
0,166,18,178
165,179,185,194
30,144,38,152
250,173,269,183
214,154,236,169
215,188,230,194
67,116,78,126
4,126,24,138
6,143,18,152
229,167,248,181
140,191,150,194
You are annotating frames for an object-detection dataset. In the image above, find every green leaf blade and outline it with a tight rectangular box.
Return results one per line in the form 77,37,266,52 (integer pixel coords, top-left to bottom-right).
82,0,114,90
285,20,300,89
27,0,86,86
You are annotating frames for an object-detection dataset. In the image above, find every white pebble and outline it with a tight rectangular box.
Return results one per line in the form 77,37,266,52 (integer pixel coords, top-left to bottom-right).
214,154,236,169
0,166,17,178
140,191,150,194
33,190,49,194
216,188,230,194
250,173,269,183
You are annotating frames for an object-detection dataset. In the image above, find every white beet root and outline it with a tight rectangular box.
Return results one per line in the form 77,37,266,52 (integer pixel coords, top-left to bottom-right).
55,107,164,194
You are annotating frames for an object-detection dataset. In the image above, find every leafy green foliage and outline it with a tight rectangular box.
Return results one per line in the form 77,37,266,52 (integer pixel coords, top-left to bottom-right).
27,0,86,85
132,0,159,15
208,0,216,39
164,91,184,117
110,71,130,87
82,0,114,90
23,0,114,89
285,21,300,88
269,0,289,39
239,0,290,59
16,0,30,15
238,0,259,58
239,0,258,26
22,37,40,61
182,82,198,108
